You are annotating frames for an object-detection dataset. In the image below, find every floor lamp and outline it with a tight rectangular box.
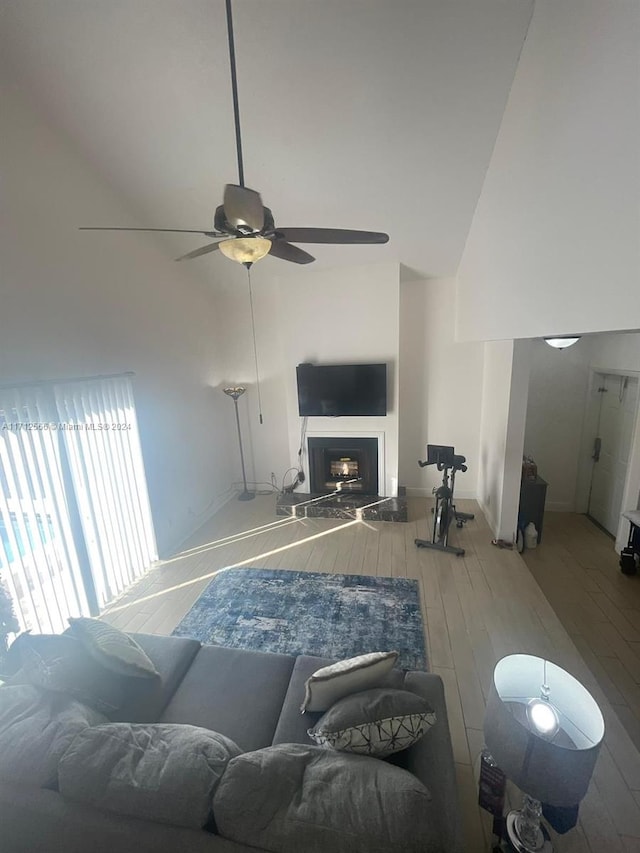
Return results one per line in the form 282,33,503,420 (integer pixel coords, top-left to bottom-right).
223,386,254,501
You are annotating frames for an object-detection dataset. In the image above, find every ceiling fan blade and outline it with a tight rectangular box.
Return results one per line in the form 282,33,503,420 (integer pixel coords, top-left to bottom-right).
223,184,264,231
268,239,315,265
79,227,221,236
275,228,389,245
175,242,223,262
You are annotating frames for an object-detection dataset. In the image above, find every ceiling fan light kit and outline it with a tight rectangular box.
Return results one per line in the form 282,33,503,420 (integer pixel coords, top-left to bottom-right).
79,0,389,268
219,236,271,265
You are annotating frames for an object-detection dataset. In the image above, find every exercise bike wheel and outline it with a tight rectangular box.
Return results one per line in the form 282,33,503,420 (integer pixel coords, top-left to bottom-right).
435,500,449,542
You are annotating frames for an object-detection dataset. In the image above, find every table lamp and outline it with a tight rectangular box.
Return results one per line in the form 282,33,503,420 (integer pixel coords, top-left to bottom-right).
483,654,604,852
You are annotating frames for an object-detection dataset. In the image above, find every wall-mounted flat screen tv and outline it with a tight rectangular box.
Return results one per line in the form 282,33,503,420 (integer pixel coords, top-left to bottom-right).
296,363,387,417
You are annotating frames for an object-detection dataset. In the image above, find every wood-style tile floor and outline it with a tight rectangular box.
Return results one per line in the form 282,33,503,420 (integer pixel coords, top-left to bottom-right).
523,513,640,759
103,496,640,852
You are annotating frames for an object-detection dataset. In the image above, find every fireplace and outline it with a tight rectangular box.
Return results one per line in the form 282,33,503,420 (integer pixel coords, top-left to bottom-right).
308,436,379,495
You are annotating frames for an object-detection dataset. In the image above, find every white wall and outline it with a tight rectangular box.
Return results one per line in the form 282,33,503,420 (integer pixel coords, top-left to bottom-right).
477,339,530,539
523,331,640,549
502,340,532,539
523,338,594,511
590,332,640,375
0,79,237,557
225,267,492,504
456,0,640,342
586,332,640,550
477,342,513,534
265,263,401,497
398,277,484,497
209,269,292,491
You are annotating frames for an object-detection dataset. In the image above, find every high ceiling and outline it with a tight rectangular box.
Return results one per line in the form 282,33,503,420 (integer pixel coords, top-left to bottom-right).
0,0,534,280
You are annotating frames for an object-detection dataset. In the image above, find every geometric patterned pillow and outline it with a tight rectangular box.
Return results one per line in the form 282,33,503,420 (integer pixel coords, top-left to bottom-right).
307,687,436,758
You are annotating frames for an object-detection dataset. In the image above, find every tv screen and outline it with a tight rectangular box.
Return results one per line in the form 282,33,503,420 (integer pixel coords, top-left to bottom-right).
296,363,387,417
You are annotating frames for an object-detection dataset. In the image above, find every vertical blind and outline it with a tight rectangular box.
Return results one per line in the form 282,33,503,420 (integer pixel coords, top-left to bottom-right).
0,387,89,634
0,374,157,634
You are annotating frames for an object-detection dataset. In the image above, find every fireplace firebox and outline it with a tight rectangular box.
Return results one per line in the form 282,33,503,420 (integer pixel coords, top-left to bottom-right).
308,437,379,495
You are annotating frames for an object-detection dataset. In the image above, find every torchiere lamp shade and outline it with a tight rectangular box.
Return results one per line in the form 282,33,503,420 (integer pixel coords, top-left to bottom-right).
483,655,604,807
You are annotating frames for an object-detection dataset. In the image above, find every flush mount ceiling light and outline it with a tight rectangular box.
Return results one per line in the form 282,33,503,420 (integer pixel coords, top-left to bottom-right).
544,336,581,349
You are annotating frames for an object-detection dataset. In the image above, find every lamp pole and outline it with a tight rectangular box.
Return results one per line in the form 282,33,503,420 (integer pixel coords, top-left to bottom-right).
223,387,254,501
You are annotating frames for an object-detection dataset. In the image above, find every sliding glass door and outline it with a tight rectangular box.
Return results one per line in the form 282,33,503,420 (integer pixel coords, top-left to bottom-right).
0,374,157,635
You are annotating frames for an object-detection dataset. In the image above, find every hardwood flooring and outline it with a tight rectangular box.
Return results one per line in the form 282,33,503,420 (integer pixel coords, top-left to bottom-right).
103,496,640,852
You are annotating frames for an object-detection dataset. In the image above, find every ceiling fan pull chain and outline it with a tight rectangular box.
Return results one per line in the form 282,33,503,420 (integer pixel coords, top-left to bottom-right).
246,266,263,424
225,0,245,188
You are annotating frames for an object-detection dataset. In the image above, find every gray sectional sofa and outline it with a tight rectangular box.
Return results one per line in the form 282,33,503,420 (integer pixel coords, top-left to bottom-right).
0,632,462,853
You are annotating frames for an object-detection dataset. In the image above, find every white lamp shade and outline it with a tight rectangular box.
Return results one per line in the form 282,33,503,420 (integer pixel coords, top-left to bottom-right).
218,237,271,264
483,654,604,806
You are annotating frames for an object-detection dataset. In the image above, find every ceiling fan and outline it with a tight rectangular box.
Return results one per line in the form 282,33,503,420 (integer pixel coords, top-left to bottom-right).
80,0,389,268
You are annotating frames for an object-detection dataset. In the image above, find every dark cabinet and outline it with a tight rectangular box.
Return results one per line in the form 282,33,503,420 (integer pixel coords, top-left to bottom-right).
519,477,548,543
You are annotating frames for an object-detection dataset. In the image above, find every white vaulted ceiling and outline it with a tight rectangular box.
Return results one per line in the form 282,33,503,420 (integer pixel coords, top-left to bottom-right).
0,0,534,280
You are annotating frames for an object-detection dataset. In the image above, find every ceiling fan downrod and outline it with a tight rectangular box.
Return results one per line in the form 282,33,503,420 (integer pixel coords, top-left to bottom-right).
225,0,244,188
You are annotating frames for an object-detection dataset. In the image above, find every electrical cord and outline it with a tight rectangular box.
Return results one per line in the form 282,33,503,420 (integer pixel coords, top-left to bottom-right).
296,416,307,484
187,482,240,516
230,480,278,496
281,467,300,494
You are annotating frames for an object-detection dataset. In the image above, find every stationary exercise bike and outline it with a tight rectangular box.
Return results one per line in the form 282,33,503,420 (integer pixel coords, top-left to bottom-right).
415,444,474,557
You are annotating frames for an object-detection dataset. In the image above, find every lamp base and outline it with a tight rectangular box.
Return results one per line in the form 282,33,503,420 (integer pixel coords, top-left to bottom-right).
238,490,255,501
506,810,552,853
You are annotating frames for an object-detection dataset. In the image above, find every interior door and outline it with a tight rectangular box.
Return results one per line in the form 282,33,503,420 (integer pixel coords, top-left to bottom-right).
588,374,639,535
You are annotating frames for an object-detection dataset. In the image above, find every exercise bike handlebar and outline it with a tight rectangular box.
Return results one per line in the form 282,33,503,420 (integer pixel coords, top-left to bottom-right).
417,454,467,473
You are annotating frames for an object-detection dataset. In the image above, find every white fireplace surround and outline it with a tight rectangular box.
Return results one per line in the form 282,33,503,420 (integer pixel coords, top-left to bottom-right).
305,429,392,496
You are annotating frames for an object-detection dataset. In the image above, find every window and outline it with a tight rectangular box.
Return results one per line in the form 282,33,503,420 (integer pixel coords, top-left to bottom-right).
0,374,157,634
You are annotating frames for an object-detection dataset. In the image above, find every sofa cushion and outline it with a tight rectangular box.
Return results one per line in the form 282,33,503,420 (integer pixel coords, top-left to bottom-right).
307,688,436,757
0,684,107,788
4,632,128,715
213,743,438,853
59,723,242,829
273,654,406,746
110,633,201,723
0,783,248,853
160,644,295,751
68,618,158,678
300,650,398,712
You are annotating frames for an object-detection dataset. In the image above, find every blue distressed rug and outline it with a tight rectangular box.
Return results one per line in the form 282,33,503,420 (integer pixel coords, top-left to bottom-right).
172,568,427,671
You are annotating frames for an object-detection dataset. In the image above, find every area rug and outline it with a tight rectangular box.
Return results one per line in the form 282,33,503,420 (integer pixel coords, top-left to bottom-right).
172,568,427,671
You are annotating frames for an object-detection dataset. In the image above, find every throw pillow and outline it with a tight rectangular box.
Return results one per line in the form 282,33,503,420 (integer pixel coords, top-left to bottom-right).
5,632,127,714
213,743,438,853
67,617,158,678
307,687,436,757
0,683,108,788
300,650,398,713
59,723,242,829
